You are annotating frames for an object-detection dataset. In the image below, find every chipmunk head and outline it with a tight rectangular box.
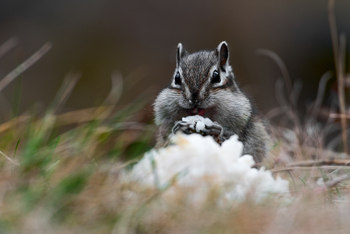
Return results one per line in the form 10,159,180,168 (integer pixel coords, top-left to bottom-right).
169,41,237,115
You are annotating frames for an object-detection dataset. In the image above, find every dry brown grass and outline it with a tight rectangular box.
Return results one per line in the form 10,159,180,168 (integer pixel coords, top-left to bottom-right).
0,105,350,234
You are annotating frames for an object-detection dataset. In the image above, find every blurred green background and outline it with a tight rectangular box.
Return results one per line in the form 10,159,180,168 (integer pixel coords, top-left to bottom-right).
0,0,349,117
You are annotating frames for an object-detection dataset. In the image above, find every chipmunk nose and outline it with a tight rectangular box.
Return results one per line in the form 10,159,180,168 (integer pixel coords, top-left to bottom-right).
187,91,200,106
188,98,199,106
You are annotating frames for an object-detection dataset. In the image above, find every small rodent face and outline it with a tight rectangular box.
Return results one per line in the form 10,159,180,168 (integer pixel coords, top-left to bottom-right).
169,42,235,114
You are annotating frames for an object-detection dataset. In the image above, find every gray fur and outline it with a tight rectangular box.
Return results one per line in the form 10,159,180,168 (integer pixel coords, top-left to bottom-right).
154,41,269,162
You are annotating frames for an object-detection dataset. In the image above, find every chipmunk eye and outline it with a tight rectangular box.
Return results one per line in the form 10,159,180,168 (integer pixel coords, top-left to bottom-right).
174,72,182,85
211,70,220,84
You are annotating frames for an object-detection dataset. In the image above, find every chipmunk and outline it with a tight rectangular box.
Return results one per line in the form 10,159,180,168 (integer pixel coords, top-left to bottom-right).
153,41,269,162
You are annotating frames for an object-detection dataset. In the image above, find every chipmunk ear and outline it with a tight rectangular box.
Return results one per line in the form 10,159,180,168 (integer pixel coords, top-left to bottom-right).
216,41,229,71
176,43,186,67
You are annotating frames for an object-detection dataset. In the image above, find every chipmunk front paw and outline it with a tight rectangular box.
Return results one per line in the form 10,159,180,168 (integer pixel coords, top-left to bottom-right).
172,115,225,144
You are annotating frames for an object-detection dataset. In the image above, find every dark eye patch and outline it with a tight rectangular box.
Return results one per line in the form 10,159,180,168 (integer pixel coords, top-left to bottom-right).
174,72,181,85
211,70,220,84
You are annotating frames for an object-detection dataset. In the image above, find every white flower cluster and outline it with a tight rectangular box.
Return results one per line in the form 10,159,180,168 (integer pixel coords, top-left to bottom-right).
126,133,289,203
